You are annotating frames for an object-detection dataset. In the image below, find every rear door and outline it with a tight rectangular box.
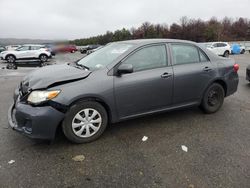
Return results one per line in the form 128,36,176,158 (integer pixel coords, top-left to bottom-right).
30,46,42,58
169,43,216,105
114,44,173,119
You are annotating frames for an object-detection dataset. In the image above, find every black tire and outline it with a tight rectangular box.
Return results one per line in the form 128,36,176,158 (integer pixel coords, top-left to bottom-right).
6,55,16,63
241,49,245,54
200,83,225,114
223,51,229,58
39,54,48,62
62,101,108,143
71,50,75,53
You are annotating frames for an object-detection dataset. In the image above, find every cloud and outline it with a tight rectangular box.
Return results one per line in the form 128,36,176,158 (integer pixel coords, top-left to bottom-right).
0,0,249,39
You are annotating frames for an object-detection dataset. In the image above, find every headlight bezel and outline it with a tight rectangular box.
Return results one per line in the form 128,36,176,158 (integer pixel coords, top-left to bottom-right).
27,90,61,105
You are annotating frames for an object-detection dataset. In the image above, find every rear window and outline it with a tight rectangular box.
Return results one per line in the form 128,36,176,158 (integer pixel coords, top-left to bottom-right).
30,46,42,50
171,44,200,65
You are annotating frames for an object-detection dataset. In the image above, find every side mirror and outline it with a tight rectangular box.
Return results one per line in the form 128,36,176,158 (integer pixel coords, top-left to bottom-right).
117,64,133,75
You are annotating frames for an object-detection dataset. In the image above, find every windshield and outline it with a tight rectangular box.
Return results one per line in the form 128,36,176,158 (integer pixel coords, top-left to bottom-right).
77,43,134,70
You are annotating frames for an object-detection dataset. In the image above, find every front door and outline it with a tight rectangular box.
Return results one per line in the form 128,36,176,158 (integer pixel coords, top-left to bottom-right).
114,44,173,119
15,46,31,59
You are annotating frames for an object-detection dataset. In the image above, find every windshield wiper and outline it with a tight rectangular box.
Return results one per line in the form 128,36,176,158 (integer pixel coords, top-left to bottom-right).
77,63,89,70
72,62,89,70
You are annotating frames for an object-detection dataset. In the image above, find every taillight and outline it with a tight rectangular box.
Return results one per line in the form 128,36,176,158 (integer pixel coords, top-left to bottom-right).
233,64,239,72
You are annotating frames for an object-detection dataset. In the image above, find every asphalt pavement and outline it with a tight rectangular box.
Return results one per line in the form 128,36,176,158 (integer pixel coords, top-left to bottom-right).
0,52,249,188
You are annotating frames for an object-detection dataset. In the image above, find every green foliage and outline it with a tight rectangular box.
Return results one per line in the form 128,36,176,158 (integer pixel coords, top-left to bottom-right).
70,17,250,45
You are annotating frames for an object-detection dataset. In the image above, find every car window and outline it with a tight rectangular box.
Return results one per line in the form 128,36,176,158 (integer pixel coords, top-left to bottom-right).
199,50,209,62
171,44,200,65
122,45,167,72
30,46,42,50
218,43,227,47
213,43,218,48
16,46,30,51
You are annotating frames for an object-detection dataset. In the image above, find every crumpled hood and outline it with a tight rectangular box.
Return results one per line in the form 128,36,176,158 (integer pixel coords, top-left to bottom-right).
22,63,91,89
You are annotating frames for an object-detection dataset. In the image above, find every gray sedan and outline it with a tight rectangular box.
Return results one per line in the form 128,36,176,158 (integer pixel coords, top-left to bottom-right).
8,39,239,143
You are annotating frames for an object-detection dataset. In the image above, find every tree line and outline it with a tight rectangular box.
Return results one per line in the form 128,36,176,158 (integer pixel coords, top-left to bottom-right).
70,17,250,46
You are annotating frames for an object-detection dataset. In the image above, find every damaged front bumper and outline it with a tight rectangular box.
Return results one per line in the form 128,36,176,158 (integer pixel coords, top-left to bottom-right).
8,97,65,140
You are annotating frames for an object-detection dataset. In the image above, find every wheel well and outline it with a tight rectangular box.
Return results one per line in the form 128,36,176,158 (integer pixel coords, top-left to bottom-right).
39,53,48,58
214,80,227,96
69,97,112,123
5,54,16,60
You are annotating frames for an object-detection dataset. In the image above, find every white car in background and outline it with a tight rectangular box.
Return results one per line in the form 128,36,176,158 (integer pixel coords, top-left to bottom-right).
205,42,231,57
0,44,51,65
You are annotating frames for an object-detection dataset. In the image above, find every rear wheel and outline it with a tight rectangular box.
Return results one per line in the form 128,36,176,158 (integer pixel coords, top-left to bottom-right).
223,51,229,58
62,101,108,143
200,83,225,114
39,54,48,63
6,55,16,63
71,50,75,53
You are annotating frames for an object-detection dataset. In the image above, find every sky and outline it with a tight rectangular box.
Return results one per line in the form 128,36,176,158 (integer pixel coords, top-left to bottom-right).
0,0,250,40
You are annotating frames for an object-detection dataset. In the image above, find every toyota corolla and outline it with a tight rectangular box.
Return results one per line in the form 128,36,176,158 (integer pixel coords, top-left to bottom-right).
8,39,239,143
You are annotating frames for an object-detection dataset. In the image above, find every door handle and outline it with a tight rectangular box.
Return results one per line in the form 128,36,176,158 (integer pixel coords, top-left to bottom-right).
161,72,172,78
203,67,212,72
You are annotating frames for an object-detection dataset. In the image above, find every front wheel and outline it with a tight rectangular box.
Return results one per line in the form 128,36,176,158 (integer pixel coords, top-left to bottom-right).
62,101,108,143
200,83,225,114
6,55,16,63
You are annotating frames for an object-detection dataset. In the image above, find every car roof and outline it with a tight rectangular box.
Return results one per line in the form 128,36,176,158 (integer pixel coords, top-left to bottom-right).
115,39,197,45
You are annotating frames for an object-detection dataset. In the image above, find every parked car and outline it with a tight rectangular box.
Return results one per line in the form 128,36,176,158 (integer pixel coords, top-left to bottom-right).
56,45,77,53
206,42,231,57
247,65,250,82
0,44,51,65
5,45,21,51
86,46,103,55
43,44,56,56
0,45,6,53
80,45,100,54
8,39,239,143
239,44,246,54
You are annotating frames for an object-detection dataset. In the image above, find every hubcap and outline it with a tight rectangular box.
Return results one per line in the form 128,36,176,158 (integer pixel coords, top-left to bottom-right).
72,108,102,138
7,56,14,63
41,55,47,62
208,89,219,106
